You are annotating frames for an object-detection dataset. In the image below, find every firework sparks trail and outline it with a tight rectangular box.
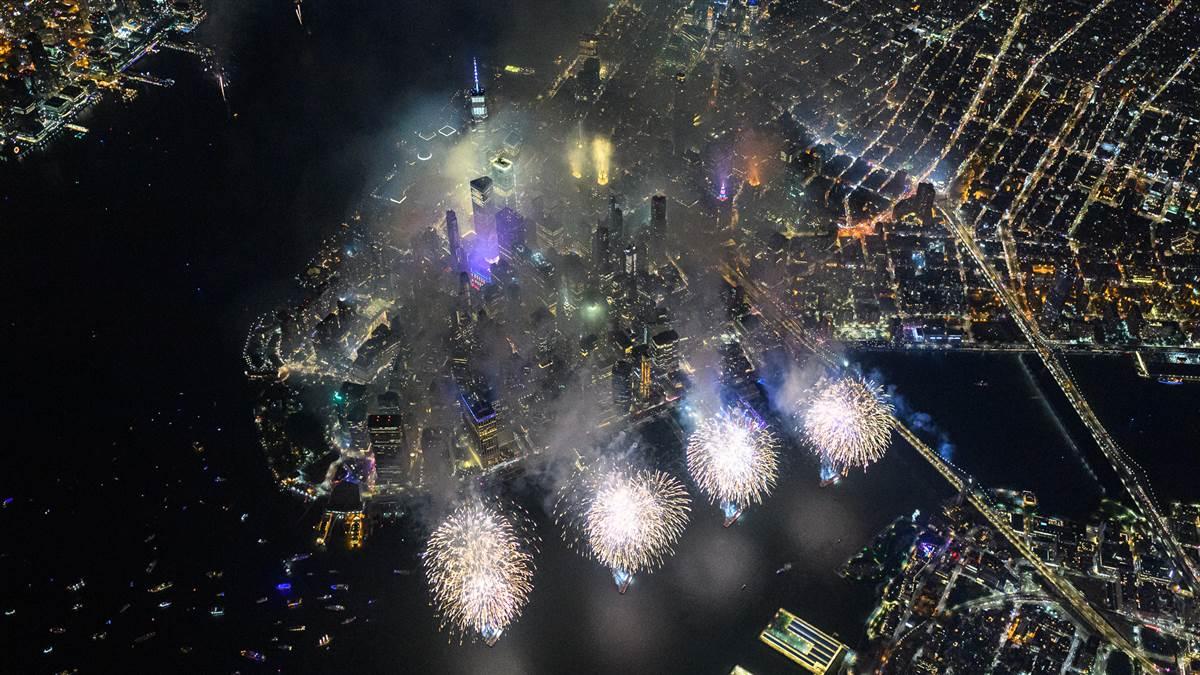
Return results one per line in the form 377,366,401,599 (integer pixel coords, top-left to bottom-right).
687,406,779,524
801,376,895,472
423,501,535,645
557,463,690,591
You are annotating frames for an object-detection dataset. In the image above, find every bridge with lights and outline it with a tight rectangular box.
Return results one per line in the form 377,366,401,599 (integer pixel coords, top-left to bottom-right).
723,263,1162,672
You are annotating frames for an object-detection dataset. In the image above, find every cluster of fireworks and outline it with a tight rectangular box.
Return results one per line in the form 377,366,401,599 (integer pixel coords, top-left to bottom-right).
686,406,779,526
423,501,535,645
417,373,901,645
801,375,895,473
557,463,691,592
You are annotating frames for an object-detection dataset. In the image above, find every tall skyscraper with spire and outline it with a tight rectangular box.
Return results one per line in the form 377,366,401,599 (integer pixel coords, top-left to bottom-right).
468,58,489,125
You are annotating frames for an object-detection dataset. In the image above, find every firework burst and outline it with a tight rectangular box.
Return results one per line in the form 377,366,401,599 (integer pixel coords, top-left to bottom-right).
801,375,895,472
423,501,535,645
686,407,779,525
557,463,690,591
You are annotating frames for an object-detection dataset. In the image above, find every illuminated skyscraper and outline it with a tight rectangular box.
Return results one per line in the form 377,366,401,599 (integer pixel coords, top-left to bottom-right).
622,242,638,276
490,155,516,206
459,382,500,467
470,176,497,244
633,344,652,400
495,207,526,260
622,242,640,304
578,33,599,60
468,58,488,125
651,329,679,372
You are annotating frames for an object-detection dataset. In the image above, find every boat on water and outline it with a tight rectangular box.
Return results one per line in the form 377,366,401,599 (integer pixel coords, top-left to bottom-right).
1158,375,1185,385
241,649,266,663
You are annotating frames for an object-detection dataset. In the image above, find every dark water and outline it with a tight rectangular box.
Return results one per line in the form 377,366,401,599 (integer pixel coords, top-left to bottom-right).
3,1,1198,672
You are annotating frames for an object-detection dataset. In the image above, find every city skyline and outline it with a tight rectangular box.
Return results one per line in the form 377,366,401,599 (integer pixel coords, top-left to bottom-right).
4,0,1200,672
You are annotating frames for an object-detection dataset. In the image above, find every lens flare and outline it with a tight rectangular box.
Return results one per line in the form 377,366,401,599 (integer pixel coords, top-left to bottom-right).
801,375,894,472
686,407,778,524
423,501,535,645
557,462,690,591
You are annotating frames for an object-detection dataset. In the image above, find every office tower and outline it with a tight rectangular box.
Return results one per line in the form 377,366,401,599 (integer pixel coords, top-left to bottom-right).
468,58,488,124
445,210,462,269
651,329,679,372
612,360,633,410
490,155,516,206
622,242,638,276
367,412,406,452
470,176,497,244
578,33,599,60
649,194,667,263
495,207,526,260
622,242,640,304
633,344,652,400
609,195,624,242
540,214,565,252
460,383,501,467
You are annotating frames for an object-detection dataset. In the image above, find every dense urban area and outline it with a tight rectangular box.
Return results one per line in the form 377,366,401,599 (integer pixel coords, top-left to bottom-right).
7,0,1200,672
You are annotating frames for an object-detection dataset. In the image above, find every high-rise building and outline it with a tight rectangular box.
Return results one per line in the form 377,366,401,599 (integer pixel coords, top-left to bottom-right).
495,207,526,259
609,196,624,242
578,33,599,60
470,176,498,244
490,155,516,206
651,329,679,372
633,344,652,400
612,360,633,410
622,242,640,304
592,224,611,276
468,58,488,125
369,413,414,486
459,380,500,467
622,242,638,276
540,214,565,252
445,210,462,269
649,194,667,263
